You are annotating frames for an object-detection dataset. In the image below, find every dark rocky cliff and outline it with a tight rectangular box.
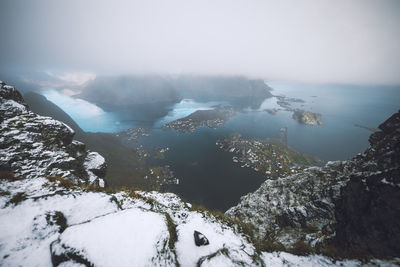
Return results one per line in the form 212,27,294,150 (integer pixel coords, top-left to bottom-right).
334,111,400,257
227,110,400,258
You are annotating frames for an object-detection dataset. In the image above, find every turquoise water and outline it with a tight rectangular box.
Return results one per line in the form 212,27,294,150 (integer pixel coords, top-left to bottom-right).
43,90,130,132
44,82,400,210
42,90,225,132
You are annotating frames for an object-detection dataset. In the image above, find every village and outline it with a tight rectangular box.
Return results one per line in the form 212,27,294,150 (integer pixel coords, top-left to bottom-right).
162,108,235,132
216,133,320,179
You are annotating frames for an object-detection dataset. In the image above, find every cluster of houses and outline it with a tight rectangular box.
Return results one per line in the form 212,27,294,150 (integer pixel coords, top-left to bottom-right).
217,134,308,179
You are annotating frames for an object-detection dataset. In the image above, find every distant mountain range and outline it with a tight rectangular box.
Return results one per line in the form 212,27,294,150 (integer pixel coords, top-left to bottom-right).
79,75,273,122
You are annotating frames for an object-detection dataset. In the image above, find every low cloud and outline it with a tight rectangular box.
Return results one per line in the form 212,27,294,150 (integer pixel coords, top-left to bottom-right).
1,0,399,85
46,71,96,87
43,89,104,118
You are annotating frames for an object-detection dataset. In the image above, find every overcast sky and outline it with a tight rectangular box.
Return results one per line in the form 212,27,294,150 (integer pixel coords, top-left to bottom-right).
1,0,399,84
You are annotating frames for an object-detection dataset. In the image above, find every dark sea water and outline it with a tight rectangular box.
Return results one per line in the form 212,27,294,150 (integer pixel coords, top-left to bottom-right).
46,82,400,211
138,128,266,211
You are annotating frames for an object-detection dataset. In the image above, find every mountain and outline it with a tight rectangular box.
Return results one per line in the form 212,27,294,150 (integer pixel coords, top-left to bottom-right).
1,80,398,266
226,109,400,258
82,75,180,107
23,92,85,137
0,81,105,186
23,91,147,188
174,75,273,109
79,75,181,124
79,75,273,125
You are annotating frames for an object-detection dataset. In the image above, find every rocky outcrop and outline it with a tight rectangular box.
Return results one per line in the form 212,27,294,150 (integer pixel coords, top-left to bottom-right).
0,81,106,186
334,111,400,257
227,110,400,258
194,230,210,246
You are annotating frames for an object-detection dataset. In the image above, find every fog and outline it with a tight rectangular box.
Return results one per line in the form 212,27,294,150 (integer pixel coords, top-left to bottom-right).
1,0,400,84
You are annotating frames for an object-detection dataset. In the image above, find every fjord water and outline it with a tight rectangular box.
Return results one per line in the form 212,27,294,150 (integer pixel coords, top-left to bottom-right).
142,83,399,210
259,82,400,160
46,82,400,210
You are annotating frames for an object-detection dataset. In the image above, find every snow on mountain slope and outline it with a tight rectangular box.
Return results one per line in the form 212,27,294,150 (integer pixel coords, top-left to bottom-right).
0,177,256,266
52,209,172,267
0,81,106,186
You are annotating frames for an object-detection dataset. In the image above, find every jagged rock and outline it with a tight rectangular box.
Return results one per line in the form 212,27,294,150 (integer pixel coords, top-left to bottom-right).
194,230,210,246
227,110,400,258
0,81,106,186
0,84,26,107
84,151,107,179
334,169,400,257
333,111,400,257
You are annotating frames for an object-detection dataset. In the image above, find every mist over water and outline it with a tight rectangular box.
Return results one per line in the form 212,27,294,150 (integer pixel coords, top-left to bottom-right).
155,99,226,127
42,90,132,132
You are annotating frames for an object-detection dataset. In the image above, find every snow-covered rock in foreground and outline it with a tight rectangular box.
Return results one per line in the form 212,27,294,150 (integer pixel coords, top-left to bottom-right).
0,177,253,266
0,81,106,186
2,177,398,267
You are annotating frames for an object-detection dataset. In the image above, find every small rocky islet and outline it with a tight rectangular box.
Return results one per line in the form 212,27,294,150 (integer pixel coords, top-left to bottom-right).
268,95,323,125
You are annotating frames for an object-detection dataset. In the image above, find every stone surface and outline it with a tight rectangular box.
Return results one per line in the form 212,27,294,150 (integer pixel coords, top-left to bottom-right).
194,230,210,246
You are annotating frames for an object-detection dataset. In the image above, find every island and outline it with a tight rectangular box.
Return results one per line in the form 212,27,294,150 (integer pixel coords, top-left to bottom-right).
291,109,323,125
162,108,235,133
216,134,320,179
273,95,323,125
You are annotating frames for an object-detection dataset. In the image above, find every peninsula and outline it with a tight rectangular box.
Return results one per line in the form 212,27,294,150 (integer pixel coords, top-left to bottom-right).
216,134,320,179
163,108,235,132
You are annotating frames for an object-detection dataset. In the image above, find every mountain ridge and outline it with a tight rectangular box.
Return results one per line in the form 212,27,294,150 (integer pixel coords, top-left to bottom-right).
0,81,106,186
